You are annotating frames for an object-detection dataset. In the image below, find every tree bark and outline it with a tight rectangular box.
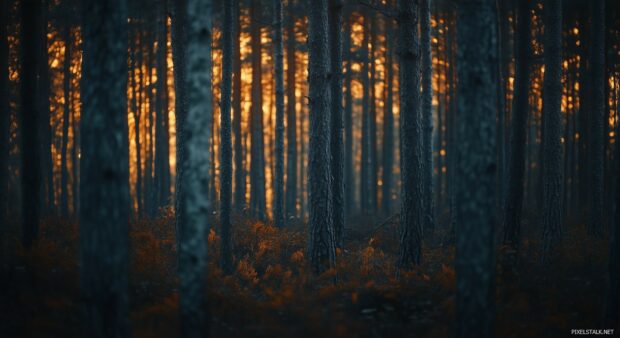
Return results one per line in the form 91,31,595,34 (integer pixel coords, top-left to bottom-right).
344,15,354,218
455,1,497,336
307,0,336,274
541,0,563,260
155,0,171,210
381,14,394,218
233,0,245,211
79,0,130,335
39,0,54,215
250,0,267,220
503,0,531,255
397,0,423,268
178,0,212,335
273,0,285,228
420,0,434,234
61,24,72,218
1,0,10,269
329,0,344,248
220,0,234,273
285,0,298,218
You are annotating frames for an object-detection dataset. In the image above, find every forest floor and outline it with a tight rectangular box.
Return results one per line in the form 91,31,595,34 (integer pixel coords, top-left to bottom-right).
0,209,611,338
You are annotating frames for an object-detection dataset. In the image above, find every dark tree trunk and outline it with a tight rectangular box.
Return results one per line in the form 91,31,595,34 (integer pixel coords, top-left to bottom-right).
360,10,372,214
1,0,10,264
273,0,285,228
329,0,344,248
79,0,130,335
220,0,234,273
455,1,497,336
307,0,336,274
588,0,605,237
20,0,42,248
178,0,212,335
285,0,297,218
397,0,423,268
381,14,394,218
233,0,245,211
39,0,54,215
155,0,171,210
503,0,531,255
172,0,188,249
131,34,143,217
61,24,72,218
420,0,434,233
250,0,267,220
369,14,378,214
344,15,354,218
607,92,620,330
541,0,563,260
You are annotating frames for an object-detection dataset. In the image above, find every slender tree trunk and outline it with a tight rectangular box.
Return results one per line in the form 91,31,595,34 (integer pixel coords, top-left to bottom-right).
381,15,394,218
420,0,434,234
61,24,72,218
344,15,354,218
397,0,423,268
329,0,344,248
588,0,605,237
273,0,285,228
179,0,212,335
285,0,298,218
131,35,143,217
503,0,531,255
250,0,266,220
155,0,171,210
220,0,234,274
360,10,371,215
0,0,9,256
79,0,130,335
607,91,620,330
21,0,42,248
233,0,245,211
369,14,378,214
39,0,54,215
455,1,497,336
307,0,336,274
541,0,563,260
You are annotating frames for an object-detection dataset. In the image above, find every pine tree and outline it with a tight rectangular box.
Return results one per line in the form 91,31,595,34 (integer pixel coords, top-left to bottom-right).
420,0,434,233
397,0,423,268
454,0,497,337
285,0,298,218
307,0,336,273
233,0,245,211
273,0,285,228
79,0,130,335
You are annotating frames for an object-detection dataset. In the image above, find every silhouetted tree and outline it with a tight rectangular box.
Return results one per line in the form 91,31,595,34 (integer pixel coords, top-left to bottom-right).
344,14,354,218
504,0,531,256
285,0,298,218
0,0,9,261
273,0,285,228
397,0,423,268
420,0,434,234
607,101,620,330
79,0,130,335
220,0,234,273
541,0,563,260
455,0,497,337
588,0,605,236
21,0,42,248
382,12,394,218
307,0,336,273
60,21,72,217
330,0,344,248
178,0,212,335
155,0,171,210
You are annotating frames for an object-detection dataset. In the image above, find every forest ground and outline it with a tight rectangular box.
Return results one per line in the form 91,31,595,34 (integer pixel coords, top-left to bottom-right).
0,209,610,338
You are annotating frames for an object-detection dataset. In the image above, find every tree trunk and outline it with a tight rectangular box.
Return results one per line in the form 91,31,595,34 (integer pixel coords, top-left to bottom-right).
329,0,344,248
250,0,266,220
273,0,285,228
397,0,423,268
607,92,620,330
79,0,130,335
155,0,171,210
131,34,143,217
344,15,354,218
285,0,297,218
178,0,212,335
1,0,10,266
61,24,72,218
39,0,54,215
220,0,234,274
233,0,245,211
20,0,42,248
369,14,378,214
541,0,563,260
420,0,434,234
360,10,371,214
588,0,605,237
455,1,497,336
381,14,394,218
307,0,336,274
503,0,531,255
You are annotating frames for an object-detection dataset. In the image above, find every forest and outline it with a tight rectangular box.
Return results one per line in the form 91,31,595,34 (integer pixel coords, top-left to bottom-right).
0,0,619,337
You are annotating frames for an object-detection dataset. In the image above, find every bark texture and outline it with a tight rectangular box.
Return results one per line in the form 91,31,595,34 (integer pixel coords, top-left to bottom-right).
273,0,285,228
420,0,434,234
330,0,344,248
